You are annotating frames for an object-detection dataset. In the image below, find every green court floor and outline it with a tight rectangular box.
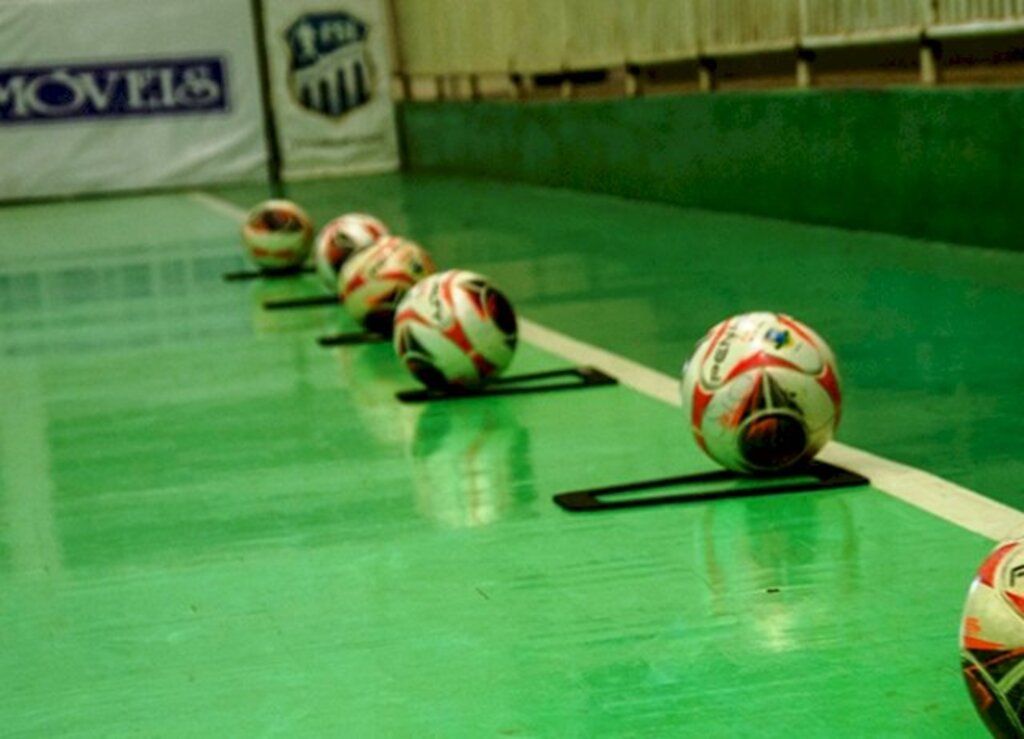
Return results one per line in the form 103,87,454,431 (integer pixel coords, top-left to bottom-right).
1,174,1020,736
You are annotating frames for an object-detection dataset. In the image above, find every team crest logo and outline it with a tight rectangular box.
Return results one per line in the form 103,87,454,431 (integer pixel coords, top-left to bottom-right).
285,12,372,118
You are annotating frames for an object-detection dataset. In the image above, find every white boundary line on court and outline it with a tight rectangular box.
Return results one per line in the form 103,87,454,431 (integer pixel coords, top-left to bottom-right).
191,190,1024,543
189,191,251,222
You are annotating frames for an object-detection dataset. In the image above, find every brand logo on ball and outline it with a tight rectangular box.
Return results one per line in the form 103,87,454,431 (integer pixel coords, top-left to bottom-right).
764,328,791,349
0,57,228,124
285,12,372,118
425,280,450,327
705,326,739,387
1010,563,1024,588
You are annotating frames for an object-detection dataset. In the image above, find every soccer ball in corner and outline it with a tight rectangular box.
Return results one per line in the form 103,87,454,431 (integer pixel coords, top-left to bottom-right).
679,311,842,474
313,213,389,291
340,236,436,336
393,270,518,390
960,538,1024,739
240,199,314,272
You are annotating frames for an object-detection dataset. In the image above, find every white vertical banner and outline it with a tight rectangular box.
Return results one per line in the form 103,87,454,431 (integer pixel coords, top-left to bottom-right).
261,0,400,179
0,0,268,201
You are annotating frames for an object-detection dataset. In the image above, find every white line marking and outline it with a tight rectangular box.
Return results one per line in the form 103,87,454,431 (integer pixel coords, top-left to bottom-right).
521,321,681,407
191,190,1024,542
187,191,250,222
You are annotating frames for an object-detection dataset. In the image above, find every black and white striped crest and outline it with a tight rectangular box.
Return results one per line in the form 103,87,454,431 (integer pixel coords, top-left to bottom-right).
285,12,372,118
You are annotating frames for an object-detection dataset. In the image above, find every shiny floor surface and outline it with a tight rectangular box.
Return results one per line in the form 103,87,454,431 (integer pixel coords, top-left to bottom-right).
1,173,1020,737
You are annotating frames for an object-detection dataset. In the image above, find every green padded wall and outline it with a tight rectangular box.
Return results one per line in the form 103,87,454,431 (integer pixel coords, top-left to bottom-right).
399,90,1024,252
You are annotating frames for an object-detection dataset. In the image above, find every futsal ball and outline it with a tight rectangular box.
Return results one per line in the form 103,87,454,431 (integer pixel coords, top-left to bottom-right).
393,269,517,390
340,236,436,335
241,199,314,271
679,312,841,473
313,213,389,291
960,539,1024,738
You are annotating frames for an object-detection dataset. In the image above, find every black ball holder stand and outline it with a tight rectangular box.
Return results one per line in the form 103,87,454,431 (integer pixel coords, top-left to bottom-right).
222,265,316,282
552,460,869,511
317,331,390,347
263,294,339,310
395,366,618,403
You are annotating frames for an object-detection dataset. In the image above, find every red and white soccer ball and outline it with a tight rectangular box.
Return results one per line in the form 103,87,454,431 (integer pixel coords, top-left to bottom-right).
960,538,1024,739
393,269,518,390
314,213,389,291
340,236,436,335
240,199,314,271
679,311,842,473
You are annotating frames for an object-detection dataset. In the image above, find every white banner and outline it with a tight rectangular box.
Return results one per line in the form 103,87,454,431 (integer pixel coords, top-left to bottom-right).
0,0,268,201
262,0,400,180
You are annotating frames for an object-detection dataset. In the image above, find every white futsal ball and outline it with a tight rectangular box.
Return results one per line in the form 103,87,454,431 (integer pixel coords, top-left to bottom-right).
393,270,518,390
240,199,314,271
960,538,1024,738
340,236,436,335
314,213,389,291
679,312,842,473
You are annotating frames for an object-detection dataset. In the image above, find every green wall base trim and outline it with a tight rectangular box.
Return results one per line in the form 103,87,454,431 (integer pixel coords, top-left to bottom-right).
399,90,1024,252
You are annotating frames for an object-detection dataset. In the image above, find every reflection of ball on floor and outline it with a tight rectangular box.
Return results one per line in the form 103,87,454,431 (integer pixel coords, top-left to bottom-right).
340,236,435,336
409,400,530,528
960,538,1024,739
241,199,314,271
393,269,517,390
314,213,389,291
679,311,841,473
